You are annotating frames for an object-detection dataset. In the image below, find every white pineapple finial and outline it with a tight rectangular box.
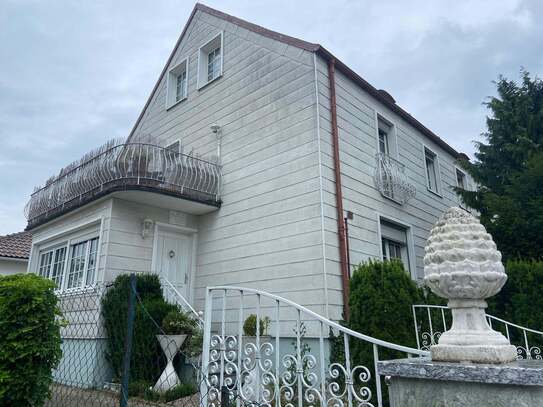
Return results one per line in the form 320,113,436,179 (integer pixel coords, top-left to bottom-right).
424,207,516,364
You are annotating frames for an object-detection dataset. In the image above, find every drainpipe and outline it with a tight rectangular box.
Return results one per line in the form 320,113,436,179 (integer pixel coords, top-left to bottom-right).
327,58,350,321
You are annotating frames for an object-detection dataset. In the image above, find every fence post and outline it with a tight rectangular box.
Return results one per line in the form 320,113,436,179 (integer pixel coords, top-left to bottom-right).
221,385,229,407
119,273,137,407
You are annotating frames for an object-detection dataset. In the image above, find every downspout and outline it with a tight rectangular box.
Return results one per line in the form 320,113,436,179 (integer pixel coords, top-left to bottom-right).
327,58,350,320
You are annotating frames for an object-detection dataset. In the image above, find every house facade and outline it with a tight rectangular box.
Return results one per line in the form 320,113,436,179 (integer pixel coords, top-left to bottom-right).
25,3,472,334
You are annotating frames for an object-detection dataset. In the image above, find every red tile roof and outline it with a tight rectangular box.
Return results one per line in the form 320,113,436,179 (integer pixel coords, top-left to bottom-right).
0,231,32,259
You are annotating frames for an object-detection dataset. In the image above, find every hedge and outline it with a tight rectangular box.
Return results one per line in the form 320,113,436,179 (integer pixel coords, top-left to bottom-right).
101,274,178,383
0,274,63,406
338,260,421,405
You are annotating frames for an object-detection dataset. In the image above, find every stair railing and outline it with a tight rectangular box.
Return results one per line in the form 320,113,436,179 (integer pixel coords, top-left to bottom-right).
201,286,428,407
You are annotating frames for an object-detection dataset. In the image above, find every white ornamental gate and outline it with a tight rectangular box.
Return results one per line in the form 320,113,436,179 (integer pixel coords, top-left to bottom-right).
200,286,428,407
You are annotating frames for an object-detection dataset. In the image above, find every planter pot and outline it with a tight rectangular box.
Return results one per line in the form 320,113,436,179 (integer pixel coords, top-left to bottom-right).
153,334,187,392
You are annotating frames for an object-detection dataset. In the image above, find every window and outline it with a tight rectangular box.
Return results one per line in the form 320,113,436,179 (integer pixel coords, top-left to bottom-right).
37,237,99,291
38,247,67,289
207,47,222,82
424,147,440,194
456,168,466,189
455,167,468,209
380,219,410,273
377,116,395,156
166,141,181,153
198,32,223,89
166,58,188,109
378,118,392,155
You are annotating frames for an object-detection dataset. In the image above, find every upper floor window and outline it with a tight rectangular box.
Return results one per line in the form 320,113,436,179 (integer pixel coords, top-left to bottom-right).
166,58,188,109
377,115,395,156
456,168,466,189
198,32,223,89
38,237,99,291
424,147,441,195
207,47,222,82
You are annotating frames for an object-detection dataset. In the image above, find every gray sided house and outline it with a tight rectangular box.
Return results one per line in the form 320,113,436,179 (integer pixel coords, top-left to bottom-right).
24,3,472,386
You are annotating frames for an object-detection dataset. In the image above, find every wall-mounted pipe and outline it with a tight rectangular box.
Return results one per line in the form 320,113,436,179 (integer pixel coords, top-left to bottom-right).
327,58,350,320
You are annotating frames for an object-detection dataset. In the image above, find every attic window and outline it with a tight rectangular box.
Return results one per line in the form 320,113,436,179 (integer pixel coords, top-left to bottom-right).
166,58,188,109
198,32,223,89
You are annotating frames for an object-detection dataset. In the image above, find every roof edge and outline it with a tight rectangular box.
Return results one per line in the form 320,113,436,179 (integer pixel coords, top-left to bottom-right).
127,3,468,159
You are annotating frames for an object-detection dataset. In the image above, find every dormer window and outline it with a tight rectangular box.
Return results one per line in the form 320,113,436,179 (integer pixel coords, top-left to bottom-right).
198,32,223,89
166,58,188,109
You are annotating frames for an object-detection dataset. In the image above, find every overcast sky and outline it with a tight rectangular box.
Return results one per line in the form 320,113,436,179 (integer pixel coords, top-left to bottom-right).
1,0,541,235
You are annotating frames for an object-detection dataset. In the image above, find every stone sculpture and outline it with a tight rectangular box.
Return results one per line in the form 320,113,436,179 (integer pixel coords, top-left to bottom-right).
424,207,516,363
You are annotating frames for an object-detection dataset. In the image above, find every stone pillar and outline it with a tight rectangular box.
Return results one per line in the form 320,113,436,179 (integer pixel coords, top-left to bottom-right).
378,207,543,406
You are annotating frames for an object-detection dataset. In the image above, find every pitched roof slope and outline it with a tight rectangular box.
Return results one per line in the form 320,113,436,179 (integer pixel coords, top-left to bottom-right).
128,3,467,159
0,231,32,260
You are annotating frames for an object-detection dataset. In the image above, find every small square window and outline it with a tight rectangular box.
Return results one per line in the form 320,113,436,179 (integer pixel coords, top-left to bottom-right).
198,32,223,89
166,58,188,109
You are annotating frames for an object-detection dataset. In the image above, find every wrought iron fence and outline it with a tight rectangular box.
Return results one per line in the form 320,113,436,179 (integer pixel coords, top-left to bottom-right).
373,153,416,205
412,304,543,359
24,139,222,227
201,286,429,407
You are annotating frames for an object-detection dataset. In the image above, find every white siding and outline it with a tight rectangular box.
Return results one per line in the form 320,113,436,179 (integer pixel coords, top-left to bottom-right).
130,10,326,318
315,55,472,321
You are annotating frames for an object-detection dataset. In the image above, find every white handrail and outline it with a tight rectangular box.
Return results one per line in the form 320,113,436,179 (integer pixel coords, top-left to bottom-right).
161,277,203,325
210,285,428,356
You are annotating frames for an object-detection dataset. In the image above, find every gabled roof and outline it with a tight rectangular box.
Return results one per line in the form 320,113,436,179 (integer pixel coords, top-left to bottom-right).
0,231,32,260
128,3,468,160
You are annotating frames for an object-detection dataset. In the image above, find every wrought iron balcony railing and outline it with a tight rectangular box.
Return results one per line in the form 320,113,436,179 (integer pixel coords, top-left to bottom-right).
25,139,222,228
373,152,416,205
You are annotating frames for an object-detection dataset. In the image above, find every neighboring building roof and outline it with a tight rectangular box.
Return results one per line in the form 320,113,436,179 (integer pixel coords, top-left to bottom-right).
128,3,469,160
0,231,32,260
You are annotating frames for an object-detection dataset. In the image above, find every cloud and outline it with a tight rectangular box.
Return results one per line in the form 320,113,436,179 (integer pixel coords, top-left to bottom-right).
1,0,541,234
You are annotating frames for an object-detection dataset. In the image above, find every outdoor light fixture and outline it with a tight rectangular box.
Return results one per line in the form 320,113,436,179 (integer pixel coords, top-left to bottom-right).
141,218,154,239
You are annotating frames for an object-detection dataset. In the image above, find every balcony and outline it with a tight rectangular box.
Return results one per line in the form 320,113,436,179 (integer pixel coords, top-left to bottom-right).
25,140,222,228
373,153,416,205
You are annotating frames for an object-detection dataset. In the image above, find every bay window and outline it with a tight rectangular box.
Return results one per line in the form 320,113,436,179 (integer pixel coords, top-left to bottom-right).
37,237,99,290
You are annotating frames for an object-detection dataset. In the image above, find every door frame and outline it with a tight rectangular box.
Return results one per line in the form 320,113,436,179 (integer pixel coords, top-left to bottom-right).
151,222,198,305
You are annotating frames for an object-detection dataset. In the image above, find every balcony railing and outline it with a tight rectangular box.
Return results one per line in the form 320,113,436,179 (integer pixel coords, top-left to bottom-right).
25,139,222,228
373,152,416,205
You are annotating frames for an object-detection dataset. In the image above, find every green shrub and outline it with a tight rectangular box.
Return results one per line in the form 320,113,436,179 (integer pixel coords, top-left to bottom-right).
489,260,543,332
345,260,422,405
162,310,198,335
161,383,197,402
0,274,63,406
242,314,270,336
101,274,177,382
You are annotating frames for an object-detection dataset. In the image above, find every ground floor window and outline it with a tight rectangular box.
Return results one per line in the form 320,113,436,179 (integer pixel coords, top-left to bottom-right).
380,219,410,272
38,237,99,290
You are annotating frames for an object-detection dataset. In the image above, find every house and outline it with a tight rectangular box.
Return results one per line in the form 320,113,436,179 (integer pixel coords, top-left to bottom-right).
24,3,472,385
0,231,31,275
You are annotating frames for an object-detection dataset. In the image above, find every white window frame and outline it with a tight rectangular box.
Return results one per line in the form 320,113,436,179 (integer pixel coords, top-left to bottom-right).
197,32,223,89
455,166,469,209
375,113,398,158
422,144,442,197
376,214,416,280
31,217,104,292
165,57,189,109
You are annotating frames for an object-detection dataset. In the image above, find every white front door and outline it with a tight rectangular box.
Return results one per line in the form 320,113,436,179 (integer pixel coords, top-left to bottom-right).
155,231,191,298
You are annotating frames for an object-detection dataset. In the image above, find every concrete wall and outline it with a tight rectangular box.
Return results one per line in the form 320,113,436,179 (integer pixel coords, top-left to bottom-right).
0,258,27,275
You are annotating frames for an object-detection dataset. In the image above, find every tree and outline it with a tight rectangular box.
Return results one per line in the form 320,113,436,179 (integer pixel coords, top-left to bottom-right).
457,70,543,260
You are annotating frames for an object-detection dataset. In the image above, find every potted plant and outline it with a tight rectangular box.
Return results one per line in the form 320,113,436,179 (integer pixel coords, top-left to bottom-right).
154,310,196,392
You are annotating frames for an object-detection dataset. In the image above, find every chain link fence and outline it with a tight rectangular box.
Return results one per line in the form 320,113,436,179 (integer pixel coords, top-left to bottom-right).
45,274,253,407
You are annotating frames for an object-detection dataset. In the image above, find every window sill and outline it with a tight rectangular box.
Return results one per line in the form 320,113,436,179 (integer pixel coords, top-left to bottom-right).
166,96,187,111
426,187,443,198
197,73,222,91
